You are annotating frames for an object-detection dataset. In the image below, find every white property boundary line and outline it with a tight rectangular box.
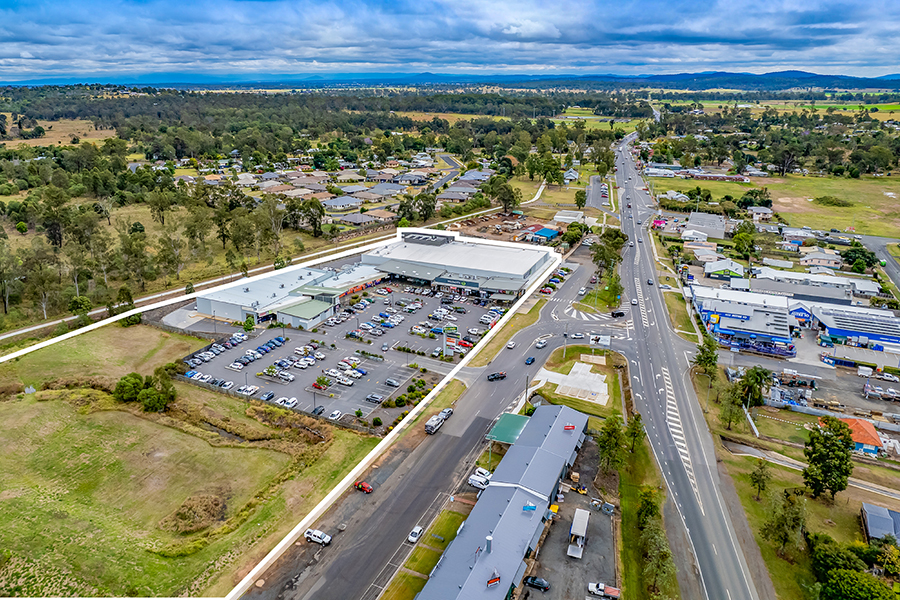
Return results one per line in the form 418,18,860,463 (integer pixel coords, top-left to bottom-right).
225,231,560,600
0,226,560,598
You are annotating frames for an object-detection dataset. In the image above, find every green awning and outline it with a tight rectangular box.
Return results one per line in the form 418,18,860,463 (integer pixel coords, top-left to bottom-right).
487,413,530,444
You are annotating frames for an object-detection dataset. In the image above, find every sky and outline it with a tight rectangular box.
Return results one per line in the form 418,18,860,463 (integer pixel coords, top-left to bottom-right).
0,0,896,82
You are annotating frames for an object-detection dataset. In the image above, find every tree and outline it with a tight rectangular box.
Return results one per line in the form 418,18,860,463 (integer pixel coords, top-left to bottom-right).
574,189,587,209
16,221,26,234
113,372,144,403
298,198,326,237
641,520,676,595
749,458,771,501
803,416,854,500
597,412,625,472
396,197,417,222
398,217,410,228
413,192,437,222
316,375,330,388
809,533,866,582
0,240,20,314
40,185,71,248
243,314,255,332
720,384,744,431
625,412,645,452
117,227,153,291
692,335,719,381
821,569,892,600
495,183,522,213
213,204,232,249
879,543,900,577
26,263,58,320
852,258,866,274
733,232,754,256
68,295,92,318
185,282,195,295
761,490,806,556
146,190,174,227
137,387,167,412
737,365,770,408
258,194,286,254
156,232,187,281
636,487,660,529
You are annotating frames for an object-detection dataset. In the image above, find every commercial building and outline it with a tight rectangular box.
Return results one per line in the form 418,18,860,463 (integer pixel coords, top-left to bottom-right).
687,212,726,240
417,405,588,600
361,231,555,301
704,259,745,280
196,230,556,328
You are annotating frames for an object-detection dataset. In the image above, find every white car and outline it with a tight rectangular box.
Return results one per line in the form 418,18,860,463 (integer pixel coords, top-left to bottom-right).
631,299,638,305
221,381,234,390
445,315,457,321
276,397,289,405
535,339,547,349
474,467,492,480
408,526,424,544
345,369,363,379
468,474,490,490
285,397,298,408
305,528,332,546
506,341,516,349
881,373,900,383
337,377,354,386
578,287,586,295
326,368,342,378
329,410,343,420
468,328,481,335
314,351,326,360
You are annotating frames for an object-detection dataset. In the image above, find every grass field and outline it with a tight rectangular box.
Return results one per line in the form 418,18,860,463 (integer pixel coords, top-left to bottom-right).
380,572,427,600
394,111,508,124
536,345,622,419
0,114,117,148
423,509,467,551
663,292,698,343
469,299,546,368
404,547,442,575
0,324,207,388
651,174,900,237
0,394,289,596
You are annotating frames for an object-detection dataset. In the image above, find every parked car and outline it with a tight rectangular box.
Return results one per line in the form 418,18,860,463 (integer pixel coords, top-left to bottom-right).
407,526,424,544
304,529,332,546
312,405,325,415
365,394,384,404
354,481,374,493
467,474,490,490
439,408,453,420
385,379,400,387
329,410,343,420
260,391,275,401
523,577,551,592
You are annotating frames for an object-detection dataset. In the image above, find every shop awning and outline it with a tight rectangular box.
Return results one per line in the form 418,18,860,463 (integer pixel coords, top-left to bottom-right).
490,293,517,301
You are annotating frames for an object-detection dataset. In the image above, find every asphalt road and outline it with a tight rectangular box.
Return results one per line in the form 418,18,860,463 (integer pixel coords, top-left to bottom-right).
611,134,760,600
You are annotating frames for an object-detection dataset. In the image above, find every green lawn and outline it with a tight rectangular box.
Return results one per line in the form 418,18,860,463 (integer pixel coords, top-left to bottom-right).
752,409,817,445
404,546,443,576
380,572,427,600
469,300,546,368
0,395,289,596
476,444,507,473
663,292,698,343
401,379,467,435
423,510,467,552
577,275,620,311
653,174,900,238
0,324,207,389
535,345,622,419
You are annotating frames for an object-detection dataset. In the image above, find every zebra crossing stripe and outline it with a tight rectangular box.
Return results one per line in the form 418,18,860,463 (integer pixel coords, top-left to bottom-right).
661,366,703,513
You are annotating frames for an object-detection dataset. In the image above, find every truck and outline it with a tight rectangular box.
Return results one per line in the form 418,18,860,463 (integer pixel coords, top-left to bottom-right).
567,508,590,558
587,582,621,598
858,366,874,378
424,415,444,434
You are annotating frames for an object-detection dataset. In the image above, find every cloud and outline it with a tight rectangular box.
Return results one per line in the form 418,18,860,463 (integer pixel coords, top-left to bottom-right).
0,0,895,80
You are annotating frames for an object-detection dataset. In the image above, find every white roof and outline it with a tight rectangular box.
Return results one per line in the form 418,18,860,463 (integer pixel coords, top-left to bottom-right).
691,285,790,310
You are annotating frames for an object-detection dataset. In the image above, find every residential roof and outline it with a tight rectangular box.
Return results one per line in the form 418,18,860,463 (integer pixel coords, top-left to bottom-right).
838,418,883,448
862,502,900,540
365,209,397,219
704,259,745,275
322,196,363,208
339,213,376,225
747,206,774,214
800,251,843,263
340,185,368,194
688,212,726,230
369,182,406,195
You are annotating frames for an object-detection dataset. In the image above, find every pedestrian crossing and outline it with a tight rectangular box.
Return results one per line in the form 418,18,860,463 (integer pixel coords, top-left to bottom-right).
563,303,634,327
661,366,703,514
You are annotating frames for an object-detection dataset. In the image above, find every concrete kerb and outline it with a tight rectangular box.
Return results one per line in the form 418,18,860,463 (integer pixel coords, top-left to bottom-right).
224,230,560,600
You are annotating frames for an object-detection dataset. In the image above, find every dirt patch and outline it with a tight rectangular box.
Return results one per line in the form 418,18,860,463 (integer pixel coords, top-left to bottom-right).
773,196,816,213
159,491,228,533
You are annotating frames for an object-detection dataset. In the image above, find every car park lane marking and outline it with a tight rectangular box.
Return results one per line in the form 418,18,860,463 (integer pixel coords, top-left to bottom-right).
661,366,703,515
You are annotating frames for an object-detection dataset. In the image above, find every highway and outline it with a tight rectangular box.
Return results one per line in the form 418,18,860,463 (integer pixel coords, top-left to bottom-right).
610,135,760,600
243,139,762,600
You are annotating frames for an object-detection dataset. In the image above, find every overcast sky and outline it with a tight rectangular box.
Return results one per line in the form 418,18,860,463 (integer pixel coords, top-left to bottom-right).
0,0,896,81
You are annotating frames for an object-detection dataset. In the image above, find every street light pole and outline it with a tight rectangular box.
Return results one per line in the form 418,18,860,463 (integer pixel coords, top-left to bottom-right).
213,310,216,336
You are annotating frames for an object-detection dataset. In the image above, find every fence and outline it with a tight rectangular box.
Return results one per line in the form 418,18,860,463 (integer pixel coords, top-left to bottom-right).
173,374,379,436
765,399,900,434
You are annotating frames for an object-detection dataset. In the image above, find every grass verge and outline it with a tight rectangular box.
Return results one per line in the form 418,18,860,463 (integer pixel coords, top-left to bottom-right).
404,547,443,576
662,292,699,343
468,299,546,368
379,572,427,600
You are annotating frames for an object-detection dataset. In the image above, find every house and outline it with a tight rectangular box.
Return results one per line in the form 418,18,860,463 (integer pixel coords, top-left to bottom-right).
563,168,580,183
663,190,690,202
861,503,900,543
747,206,774,221
458,169,493,182
258,180,282,190
681,229,709,242
692,247,724,263
687,212,726,240
365,209,398,222
335,171,365,182
395,171,427,185
260,172,280,181
322,196,362,211
800,252,843,270
837,418,883,455
782,227,815,243
306,191,336,202
704,259,745,280
174,175,195,184
264,184,296,194
350,191,384,203
203,173,223,182
338,213,377,226
437,191,470,203
368,182,406,197
444,185,476,196
340,185,368,194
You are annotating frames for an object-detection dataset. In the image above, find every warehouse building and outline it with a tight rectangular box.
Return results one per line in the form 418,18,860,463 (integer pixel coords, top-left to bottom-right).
417,405,588,600
361,231,555,301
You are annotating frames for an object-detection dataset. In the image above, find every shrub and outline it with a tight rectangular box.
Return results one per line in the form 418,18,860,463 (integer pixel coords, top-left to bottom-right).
373,417,383,426
420,367,427,373
355,409,363,418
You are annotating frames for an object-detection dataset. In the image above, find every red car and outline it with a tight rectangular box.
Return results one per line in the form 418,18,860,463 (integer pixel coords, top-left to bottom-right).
458,340,473,348
354,481,373,493
540,287,553,294
312,382,327,390
384,287,393,293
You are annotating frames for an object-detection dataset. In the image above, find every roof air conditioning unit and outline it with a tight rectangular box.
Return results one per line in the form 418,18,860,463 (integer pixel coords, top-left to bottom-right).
244,287,250,292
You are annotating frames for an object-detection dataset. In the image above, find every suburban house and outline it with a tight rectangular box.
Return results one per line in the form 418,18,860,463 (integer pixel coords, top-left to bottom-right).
800,252,843,269
692,247,724,263
747,206,774,221
258,180,282,190
351,191,383,203
365,209,398,222
704,259,745,280
437,191,470,203
340,185,368,194
563,168,580,183
338,213,377,226
368,182,406,197
861,503,900,543
837,418,883,455
322,196,363,211
395,171,428,185
681,229,709,242
782,228,816,243
335,171,365,182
